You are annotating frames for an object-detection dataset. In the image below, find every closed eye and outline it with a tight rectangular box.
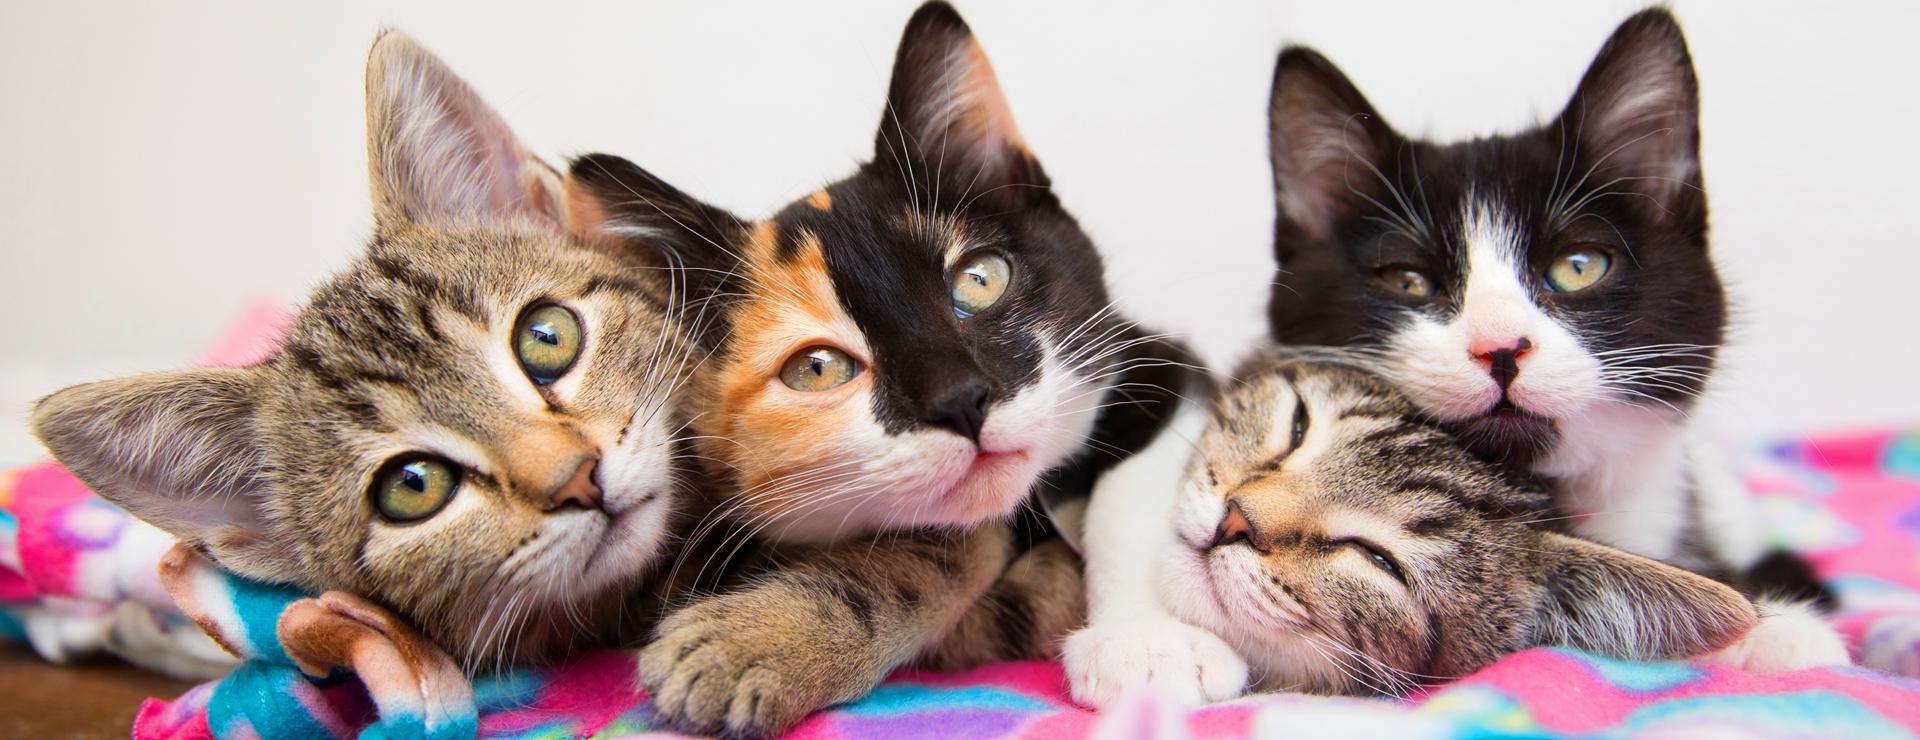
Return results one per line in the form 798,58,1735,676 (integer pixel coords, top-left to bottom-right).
1340,538,1406,584
1290,397,1309,450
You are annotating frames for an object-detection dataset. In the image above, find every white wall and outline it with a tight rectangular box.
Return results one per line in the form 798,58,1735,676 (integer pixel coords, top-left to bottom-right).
2,1,1915,463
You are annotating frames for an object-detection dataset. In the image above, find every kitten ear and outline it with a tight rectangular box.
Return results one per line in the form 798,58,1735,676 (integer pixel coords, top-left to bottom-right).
1553,9,1701,220
364,30,565,232
31,369,297,582
565,152,749,289
1530,532,1757,660
873,2,1049,211
1268,47,1402,244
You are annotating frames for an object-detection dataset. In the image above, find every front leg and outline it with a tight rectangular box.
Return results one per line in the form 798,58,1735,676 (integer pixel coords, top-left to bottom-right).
1063,402,1248,707
640,524,1009,736
920,536,1086,670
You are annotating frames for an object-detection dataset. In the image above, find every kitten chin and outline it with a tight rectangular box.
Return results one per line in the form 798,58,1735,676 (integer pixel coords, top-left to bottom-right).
1448,404,1559,469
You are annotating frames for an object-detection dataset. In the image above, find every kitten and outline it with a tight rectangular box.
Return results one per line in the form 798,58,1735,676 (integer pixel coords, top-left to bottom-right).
1069,352,1760,702
1258,12,1838,630
32,32,702,672
564,3,1201,734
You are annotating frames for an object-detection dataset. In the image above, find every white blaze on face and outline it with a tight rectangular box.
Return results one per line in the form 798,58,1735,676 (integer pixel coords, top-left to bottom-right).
1385,200,1602,422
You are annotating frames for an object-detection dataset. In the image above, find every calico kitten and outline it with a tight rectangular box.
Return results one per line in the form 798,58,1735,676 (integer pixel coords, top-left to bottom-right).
1259,12,1838,623
1070,352,1759,702
32,32,701,672
565,3,1200,734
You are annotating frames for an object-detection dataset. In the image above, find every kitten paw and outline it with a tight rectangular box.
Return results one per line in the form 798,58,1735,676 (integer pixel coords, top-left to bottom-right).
638,592,868,737
1063,617,1248,708
1701,599,1850,672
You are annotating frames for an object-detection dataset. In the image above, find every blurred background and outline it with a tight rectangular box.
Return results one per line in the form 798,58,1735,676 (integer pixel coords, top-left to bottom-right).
2,0,1915,463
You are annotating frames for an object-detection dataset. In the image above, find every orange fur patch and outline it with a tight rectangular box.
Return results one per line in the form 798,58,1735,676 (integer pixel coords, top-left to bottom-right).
806,189,833,212
698,223,874,509
562,175,623,249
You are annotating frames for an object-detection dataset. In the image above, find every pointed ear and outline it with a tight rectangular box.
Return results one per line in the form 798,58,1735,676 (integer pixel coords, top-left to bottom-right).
1268,47,1401,244
565,152,748,292
873,2,1048,211
364,30,565,232
1530,533,1757,660
31,369,297,582
1553,9,1701,220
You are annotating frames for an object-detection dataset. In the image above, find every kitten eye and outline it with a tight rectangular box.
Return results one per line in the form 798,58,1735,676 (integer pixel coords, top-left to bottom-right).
1376,268,1435,298
780,346,860,392
951,253,1012,318
1545,247,1611,293
1290,398,1309,450
1345,539,1404,582
514,303,583,385
371,456,461,523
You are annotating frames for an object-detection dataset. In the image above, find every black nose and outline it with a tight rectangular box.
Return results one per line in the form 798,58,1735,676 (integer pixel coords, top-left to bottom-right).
1487,348,1520,390
926,380,991,443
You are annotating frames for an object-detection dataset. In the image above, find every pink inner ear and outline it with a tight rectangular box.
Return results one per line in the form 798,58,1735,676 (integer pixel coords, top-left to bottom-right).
195,298,291,368
474,114,563,228
951,38,1027,158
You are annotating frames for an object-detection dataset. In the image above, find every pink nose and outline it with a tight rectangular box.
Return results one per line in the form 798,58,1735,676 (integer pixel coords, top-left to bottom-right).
1469,336,1533,361
1470,337,1533,391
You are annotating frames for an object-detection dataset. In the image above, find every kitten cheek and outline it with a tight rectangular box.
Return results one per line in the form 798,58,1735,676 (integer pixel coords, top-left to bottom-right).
1174,480,1226,550
1504,328,1605,419
359,491,492,574
599,408,678,513
1160,546,1228,625
1388,323,1499,421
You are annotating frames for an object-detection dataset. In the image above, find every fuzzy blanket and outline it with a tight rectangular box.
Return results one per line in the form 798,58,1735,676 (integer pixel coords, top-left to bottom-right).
4,310,1919,738
2,428,1916,738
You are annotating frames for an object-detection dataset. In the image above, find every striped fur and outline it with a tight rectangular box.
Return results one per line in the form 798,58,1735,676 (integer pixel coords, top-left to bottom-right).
32,32,708,672
1068,351,1759,705
1184,353,1757,691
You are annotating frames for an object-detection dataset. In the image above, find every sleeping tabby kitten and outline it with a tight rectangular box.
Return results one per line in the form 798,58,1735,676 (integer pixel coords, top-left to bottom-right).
1257,10,1841,657
565,3,1200,734
1069,351,1760,702
32,32,702,672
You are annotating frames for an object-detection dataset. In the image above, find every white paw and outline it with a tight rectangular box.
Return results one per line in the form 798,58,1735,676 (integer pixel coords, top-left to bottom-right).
1064,616,1249,708
1701,599,1850,672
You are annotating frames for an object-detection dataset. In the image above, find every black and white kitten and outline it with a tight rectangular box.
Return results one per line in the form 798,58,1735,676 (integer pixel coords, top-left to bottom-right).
1258,10,1842,668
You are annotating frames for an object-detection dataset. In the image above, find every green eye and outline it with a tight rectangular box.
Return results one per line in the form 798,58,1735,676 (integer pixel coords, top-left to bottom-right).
1545,248,1611,293
1378,268,1435,298
951,253,1012,318
371,456,460,523
514,303,582,385
780,346,859,392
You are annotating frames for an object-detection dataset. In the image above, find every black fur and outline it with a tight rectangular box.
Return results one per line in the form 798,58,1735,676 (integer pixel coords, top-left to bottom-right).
570,1,1204,539
1265,10,1721,463
1742,550,1840,611
1263,9,1832,601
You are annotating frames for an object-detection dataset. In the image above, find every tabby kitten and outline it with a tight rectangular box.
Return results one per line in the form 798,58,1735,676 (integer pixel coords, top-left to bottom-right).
565,3,1199,734
1259,11,1839,634
1069,352,1759,702
32,32,699,672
